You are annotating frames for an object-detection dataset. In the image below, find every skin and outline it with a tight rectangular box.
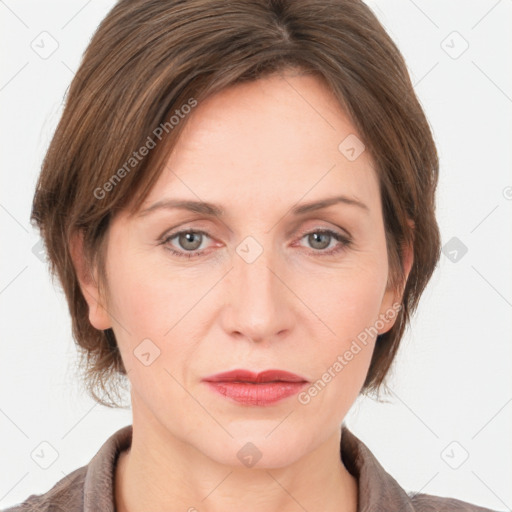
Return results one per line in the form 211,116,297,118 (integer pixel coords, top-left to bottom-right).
71,70,413,512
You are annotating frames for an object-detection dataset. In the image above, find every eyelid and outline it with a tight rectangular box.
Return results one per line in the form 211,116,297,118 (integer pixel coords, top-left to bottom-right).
294,223,352,240
160,219,352,241
160,223,350,245
160,228,214,249
160,224,352,259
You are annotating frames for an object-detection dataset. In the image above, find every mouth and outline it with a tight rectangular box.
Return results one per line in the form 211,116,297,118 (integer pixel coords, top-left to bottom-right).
201,369,309,406
202,368,309,384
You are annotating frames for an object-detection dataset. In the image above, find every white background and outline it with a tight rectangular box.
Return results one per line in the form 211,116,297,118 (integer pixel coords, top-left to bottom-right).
1,0,511,510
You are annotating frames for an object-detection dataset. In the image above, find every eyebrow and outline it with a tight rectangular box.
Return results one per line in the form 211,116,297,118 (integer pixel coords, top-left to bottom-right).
137,194,369,218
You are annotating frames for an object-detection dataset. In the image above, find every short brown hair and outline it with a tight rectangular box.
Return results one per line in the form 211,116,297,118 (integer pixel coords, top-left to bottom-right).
31,0,441,407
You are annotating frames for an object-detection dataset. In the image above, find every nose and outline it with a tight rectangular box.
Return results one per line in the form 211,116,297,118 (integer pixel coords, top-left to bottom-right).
220,239,295,344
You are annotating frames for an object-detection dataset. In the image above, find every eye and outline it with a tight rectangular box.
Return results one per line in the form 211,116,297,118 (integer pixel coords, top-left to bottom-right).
160,227,352,259
161,230,213,259
297,229,352,256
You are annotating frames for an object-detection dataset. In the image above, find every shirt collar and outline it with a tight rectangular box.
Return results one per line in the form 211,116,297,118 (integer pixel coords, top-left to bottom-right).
84,423,415,512
341,424,416,511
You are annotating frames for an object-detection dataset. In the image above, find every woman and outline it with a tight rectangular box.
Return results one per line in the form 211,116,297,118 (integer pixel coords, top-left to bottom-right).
3,0,501,511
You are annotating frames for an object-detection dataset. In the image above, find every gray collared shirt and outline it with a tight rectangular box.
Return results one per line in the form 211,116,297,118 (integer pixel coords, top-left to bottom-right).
2,424,500,511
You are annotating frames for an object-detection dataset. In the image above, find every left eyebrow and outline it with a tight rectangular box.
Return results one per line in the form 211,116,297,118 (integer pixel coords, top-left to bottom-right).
136,194,369,218
290,195,369,215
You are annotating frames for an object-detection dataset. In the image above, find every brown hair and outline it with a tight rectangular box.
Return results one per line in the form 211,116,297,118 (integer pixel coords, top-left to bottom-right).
31,0,441,407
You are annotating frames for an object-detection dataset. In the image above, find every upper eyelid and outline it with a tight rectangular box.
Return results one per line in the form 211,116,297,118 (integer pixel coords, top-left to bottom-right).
162,226,350,248
163,226,347,239
162,217,352,237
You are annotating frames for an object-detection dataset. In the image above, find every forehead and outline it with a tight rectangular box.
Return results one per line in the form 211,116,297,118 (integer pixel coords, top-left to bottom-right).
138,73,379,219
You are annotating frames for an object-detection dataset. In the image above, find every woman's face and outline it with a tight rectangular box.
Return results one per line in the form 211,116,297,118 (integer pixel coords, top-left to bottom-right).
79,72,409,467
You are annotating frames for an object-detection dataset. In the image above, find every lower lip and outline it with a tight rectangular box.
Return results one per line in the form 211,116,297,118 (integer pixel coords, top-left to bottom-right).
203,381,308,406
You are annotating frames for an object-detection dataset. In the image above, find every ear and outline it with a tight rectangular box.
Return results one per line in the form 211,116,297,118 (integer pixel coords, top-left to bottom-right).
69,231,112,331
377,220,415,335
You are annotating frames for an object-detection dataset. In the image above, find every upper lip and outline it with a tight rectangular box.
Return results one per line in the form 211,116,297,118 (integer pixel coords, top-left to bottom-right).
202,369,308,383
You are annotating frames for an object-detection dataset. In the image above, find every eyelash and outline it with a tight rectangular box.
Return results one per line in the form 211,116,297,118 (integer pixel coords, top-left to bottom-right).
160,228,352,259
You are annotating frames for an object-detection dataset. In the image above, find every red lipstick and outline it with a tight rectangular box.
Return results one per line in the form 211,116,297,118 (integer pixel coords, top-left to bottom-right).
202,369,309,406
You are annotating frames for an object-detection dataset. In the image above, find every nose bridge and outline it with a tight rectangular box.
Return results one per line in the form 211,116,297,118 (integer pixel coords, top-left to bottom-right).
235,233,280,306
226,233,290,341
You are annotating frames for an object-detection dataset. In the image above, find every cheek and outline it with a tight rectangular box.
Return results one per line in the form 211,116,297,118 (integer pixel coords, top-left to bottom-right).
306,258,388,336
296,258,387,382
103,242,208,385
104,236,183,328
293,284,383,416
107,265,163,333
101,244,178,368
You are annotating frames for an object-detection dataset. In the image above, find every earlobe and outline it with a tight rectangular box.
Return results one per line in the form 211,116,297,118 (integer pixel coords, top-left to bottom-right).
377,229,414,336
69,231,112,331
389,219,415,307
400,238,414,295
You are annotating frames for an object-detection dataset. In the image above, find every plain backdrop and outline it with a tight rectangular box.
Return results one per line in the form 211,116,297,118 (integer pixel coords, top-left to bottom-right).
1,0,511,510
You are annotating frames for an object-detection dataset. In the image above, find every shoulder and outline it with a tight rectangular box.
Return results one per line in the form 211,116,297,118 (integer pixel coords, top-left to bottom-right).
410,491,502,512
1,465,87,512
1,425,132,512
340,424,501,512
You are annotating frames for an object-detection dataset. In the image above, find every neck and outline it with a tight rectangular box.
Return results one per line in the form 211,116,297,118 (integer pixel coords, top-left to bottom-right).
115,401,358,512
